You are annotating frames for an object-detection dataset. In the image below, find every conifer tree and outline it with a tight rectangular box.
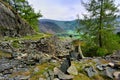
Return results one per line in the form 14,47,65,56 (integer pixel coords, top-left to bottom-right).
80,0,120,54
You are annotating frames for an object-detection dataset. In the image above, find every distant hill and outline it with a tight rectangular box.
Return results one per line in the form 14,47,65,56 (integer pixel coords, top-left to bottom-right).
39,19,78,34
39,21,64,34
39,17,120,35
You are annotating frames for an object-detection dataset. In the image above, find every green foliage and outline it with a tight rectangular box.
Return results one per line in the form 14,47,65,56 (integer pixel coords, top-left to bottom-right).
81,32,120,57
3,0,42,32
83,46,98,57
102,30,120,53
96,48,108,56
80,34,97,56
4,33,49,41
78,0,120,56
11,40,22,48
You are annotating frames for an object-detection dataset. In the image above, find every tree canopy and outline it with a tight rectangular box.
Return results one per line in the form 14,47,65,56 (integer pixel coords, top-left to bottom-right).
78,0,120,56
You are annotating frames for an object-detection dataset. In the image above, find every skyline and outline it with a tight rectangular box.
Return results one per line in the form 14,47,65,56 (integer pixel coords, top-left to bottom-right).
27,0,120,20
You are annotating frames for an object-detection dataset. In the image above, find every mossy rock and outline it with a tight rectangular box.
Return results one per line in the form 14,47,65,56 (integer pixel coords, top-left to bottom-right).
30,62,60,80
0,50,11,58
73,73,90,80
11,40,21,48
92,74,105,80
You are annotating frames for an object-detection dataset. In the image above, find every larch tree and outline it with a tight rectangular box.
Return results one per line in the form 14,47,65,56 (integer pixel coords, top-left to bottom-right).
79,0,120,55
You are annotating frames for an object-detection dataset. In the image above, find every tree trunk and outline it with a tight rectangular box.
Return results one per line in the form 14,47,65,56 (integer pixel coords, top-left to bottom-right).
99,0,103,48
78,44,85,59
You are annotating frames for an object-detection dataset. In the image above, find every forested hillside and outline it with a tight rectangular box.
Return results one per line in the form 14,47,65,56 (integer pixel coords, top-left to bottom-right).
39,19,77,34
39,20,64,34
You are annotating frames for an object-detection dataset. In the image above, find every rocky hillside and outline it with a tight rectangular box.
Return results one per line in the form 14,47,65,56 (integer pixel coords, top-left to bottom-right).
0,36,120,80
39,21,64,34
0,1,34,37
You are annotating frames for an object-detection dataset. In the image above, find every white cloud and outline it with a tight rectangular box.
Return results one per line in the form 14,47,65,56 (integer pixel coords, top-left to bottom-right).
27,0,86,20
27,0,120,20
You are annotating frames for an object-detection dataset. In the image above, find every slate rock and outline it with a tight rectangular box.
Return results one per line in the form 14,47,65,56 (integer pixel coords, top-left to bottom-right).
44,72,49,77
114,63,120,69
54,67,74,80
50,60,57,63
69,51,79,60
0,76,4,80
93,58,100,63
53,78,60,80
8,78,14,80
96,64,107,71
113,71,120,80
39,78,46,80
48,70,54,80
44,70,54,80
34,67,39,73
84,66,97,77
60,58,71,73
104,67,115,79
108,62,114,67
0,73,3,76
0,1,34,37
67,65,78,75
19,75,30,80
3,70,12,75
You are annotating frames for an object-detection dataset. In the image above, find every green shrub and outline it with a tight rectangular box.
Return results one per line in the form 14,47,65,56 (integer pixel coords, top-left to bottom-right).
96,48,108,56
102,31,120,54
83,46,98,57
11,40,20,48
81,32,120,57
83,47,108,57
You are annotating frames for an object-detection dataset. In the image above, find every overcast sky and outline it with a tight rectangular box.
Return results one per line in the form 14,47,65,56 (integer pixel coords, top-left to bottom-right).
27,0,120,20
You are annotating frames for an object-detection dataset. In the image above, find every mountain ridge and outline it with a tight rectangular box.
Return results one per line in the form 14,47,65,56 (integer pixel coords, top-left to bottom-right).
39,18,120,34
39,19,78,34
